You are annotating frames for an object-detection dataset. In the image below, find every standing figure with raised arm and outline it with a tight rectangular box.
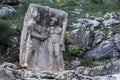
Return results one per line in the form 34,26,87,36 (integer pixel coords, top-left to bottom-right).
47,12,67,70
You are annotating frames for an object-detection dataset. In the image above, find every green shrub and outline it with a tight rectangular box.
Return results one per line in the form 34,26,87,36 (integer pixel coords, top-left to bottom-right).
80,57,97,67
69,45,80,55
89,0,103,4
0,19,16,47
67,45,80,60
89,0,120,5
0,19,19,63
64,45,80,61
65,0,78,6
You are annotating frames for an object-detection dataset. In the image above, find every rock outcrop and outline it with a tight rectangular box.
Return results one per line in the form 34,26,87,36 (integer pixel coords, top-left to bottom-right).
67,12,120,60
0,65,15,80
2,61,120,80
75,60,120,80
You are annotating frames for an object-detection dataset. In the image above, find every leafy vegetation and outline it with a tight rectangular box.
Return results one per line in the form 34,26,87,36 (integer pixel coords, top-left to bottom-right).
0,19,16,47
41,74,55,79
89,0,120,5
69,45,80,55
0,18,19,63
80,57,97,67
0,58,4,64
64,45,80,61
65,0,78,6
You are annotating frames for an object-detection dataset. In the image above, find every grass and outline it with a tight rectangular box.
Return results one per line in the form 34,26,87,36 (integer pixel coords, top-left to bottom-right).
0,0,120,29
0,58,4,65
80,57,98,67
41,74,55,79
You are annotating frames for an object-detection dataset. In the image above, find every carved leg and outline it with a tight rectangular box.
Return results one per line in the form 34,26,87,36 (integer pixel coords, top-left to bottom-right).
56,55,63,71
23,48,32,68
54,43,64,71
22,53,28,67
48,42,54,70
49,54,54,70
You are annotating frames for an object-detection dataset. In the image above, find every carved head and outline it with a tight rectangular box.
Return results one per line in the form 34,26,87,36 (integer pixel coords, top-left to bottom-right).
30,6,41,23
50,17,57,26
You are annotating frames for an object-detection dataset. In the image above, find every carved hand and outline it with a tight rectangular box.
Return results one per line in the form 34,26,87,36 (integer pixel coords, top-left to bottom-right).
31,33,48,41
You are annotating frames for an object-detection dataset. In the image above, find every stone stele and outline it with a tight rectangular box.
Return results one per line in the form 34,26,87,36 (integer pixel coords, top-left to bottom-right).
19,4,68,71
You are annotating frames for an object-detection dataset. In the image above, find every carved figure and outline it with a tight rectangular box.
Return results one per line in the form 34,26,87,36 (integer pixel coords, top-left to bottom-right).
19,4,68,71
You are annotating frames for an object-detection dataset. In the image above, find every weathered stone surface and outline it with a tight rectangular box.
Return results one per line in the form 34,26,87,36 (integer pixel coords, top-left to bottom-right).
93,74,120,80
20,4,68,71
1,62,120,80
76,60,120,77
89,60,120,76
77,74,120,80
0,6,16,17
85,41,119,59
103,19,119,26
0,65,15,80
67,12,120,60
93,30,105,46
0,62,76,80
1,62,76,80
66,28,94,52
76,67,91,75
2,62,18,70
69,59,81,70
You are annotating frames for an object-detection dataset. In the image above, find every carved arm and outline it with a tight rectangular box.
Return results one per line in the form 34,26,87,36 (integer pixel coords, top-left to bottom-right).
31,33,48,41
60,14,68,46
28,23,48,41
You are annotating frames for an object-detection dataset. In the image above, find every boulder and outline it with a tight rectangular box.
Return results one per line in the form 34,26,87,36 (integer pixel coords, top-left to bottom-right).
93,30,105,46
66,28,94,52
76,59,120,76
90,60,120,76
93,74,120,80
76,73,120,80
85,41,120,59
69,60,81,70
0,6,16,17
103,19,119,26
2,62,18,70
0,65,15,80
